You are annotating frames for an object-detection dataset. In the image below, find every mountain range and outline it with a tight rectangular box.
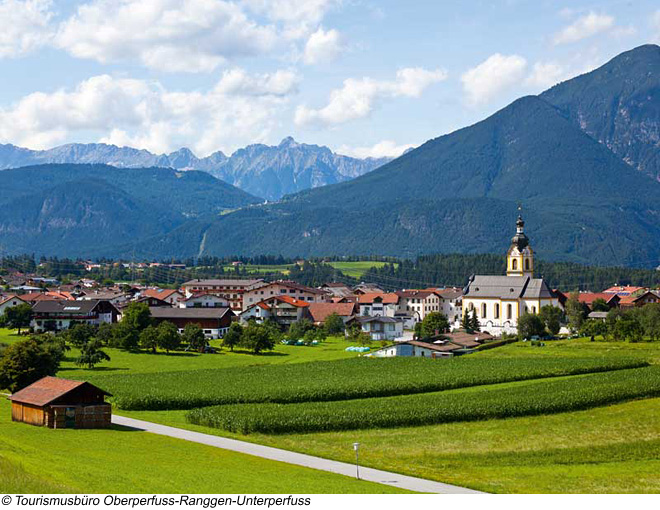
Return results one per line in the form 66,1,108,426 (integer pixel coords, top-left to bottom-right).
1,44,660,266
0,137,390,201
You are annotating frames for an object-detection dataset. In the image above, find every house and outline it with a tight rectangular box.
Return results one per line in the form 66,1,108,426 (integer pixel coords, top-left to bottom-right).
10,376,111,429
395,289,442,322
32,300,119,332
370,340,455,358
353,284,385,295
620,290,660,309
179,292,230,308
78,290,130,305
141,288,184,305
129,295,172,308
320,282,356,299
242,280,329,311
240,295,311,328
148,307,235,338
180,278,264,312
0,295,27,316
434,288,463,327
564,292,620,311
462,214,560,336
307,302,357,325
350,316,404,341
357,293,400,317
602,286,648,297
436,330,493,347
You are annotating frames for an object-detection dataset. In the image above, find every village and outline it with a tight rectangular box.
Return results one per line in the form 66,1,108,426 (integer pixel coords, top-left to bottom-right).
2,215,659,359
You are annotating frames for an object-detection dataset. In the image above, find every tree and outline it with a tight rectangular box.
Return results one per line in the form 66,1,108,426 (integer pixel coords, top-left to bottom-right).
95,322,115,345
240,322,275,354
182,323,207,351
591,298,610,312
223,322,243,351
122,302,152,332
156,321,181,353
639,303,660,341
139,325,159,353
517,312,546,340
460,310,473,333
469,309,480,332
565,293,587,332
75,338,110,369
110,321,140,351
287,318,314,340
539,305,563,336
324,313,345,335
65,323,96,348
419,312,449,339
1,303,33,334
0,338,61,392
579,319,608,338
611,313,643,343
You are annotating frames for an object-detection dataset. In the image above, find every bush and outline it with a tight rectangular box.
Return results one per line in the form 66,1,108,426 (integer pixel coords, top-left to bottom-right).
187,366,660,434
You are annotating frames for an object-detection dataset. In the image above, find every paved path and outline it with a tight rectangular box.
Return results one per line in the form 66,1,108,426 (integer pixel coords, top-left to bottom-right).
113,415,483,494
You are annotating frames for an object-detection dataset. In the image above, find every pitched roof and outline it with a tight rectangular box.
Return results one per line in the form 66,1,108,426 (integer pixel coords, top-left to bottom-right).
32,299,110,314
0,294,24,307
464,275,554,299
565,292,619,306
149,307,233,319
269,295,310,307
10,376,111,406
308,302,357,323
142,288,181,300
182,278,263,287
249,280,326,295
400,340,460,352
396,290,437,300
602,286,647,296
441,331,493,345
357,293,400,304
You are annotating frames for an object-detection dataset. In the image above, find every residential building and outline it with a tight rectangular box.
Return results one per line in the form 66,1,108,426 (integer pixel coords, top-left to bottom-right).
148,307,235,339
462,214,560,336
0,295,27,316
307,302,357,325
141,288,184,305
565,292,620,311
242,280,329,311
179,293,230,308
32,300,119,332
370,340,456,358
240,296,311,328
434,288,463,327
395,289,442,322
350,316,404,341
357,293,400,317
180,278,263,312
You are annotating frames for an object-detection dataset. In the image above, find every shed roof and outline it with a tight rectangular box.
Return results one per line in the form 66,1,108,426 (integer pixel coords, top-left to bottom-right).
10,376,111,406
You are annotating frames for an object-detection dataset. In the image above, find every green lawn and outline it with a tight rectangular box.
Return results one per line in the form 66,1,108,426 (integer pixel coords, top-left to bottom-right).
0,399,407,494
222,264,295,275
326,261,395,279
0,329,360,377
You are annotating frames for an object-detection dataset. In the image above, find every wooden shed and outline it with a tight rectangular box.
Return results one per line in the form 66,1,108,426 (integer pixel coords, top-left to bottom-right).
9,376,112,429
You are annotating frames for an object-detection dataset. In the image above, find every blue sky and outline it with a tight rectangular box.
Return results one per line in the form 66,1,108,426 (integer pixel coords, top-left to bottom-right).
0,0,658,158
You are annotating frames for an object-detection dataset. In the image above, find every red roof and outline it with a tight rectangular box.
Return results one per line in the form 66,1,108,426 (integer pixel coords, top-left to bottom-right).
9,376,111,406
357,293,399,304
308,302,356,323
602,286,647,296
567,292,619,306
143,288,181,300
273,295,310,307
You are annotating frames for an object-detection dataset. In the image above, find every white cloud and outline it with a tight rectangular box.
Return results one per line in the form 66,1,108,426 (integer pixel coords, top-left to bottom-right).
303,27,342,65
0,0,53,58
0,70,298,156
553,12,614,45
244,0,335,39
461,54,527,106
215,68,300,96
525,62,566,89
295,67,447,126
337,140,415,159
56,0,279,73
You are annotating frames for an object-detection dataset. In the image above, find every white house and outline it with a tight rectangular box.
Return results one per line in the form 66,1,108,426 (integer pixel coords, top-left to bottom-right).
0,295,27,316
357,293,400,317
179,293,230,308
370,340,454,358
353,316,404,341
462,214,560,336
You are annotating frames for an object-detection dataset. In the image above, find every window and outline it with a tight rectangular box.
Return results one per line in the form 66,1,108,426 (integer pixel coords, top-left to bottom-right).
494,303,500,319
481,303,487,318
532,306,537,314
512,259,518,270
507,304,512,319
525,259,530,271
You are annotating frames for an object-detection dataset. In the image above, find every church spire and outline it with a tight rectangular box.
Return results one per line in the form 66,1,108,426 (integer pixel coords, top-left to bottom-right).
506,207,534,277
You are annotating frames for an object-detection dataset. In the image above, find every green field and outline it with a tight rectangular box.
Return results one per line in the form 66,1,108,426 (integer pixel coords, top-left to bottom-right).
0,400,406,494
222,264,295,275
5,326,660,493
326,261,395,278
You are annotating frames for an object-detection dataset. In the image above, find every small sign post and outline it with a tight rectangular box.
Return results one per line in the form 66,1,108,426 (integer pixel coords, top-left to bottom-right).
353,442,360,479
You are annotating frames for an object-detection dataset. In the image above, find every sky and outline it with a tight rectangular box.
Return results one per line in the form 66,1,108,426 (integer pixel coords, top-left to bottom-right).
0,0,658,159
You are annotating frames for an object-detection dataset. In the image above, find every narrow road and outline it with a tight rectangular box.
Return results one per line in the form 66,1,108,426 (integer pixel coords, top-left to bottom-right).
112,415,483,494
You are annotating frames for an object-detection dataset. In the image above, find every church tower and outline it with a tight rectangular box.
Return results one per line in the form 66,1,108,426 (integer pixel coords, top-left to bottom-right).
506,213,534,277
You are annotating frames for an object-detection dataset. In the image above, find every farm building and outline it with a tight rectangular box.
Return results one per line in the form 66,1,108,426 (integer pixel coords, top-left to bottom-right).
9,376,112,429
149,306,235,338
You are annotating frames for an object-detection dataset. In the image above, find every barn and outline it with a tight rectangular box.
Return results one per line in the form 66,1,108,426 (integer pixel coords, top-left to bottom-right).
9,376,112,429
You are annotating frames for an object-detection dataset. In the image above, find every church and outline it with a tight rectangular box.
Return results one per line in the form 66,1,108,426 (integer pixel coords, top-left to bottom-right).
462,214,560,336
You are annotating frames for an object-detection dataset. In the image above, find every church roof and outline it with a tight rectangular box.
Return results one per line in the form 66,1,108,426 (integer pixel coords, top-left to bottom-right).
464,275,555,300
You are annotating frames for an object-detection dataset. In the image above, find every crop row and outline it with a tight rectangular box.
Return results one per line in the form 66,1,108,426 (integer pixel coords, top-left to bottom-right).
186,366,660,434
88,356,648,410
